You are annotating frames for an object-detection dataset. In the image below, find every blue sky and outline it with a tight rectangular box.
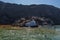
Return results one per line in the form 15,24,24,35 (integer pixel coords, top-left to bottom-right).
0,0,60,8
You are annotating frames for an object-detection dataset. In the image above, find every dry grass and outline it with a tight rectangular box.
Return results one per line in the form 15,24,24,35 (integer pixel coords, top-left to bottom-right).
0,25,23,30
0,25,57,40
0,25,56,34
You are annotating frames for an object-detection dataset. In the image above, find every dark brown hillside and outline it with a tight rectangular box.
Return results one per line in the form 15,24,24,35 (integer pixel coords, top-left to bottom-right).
0,1,60,25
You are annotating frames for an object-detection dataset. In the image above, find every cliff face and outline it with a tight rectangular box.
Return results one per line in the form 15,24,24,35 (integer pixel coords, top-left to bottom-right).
0,1,60,25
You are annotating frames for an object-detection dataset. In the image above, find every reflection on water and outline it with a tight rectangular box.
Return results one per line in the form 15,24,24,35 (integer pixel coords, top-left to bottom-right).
38,25,60,40
54,28,60,40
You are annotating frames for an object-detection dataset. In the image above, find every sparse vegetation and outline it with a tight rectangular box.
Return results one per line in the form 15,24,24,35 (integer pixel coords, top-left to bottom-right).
0,25,56,40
